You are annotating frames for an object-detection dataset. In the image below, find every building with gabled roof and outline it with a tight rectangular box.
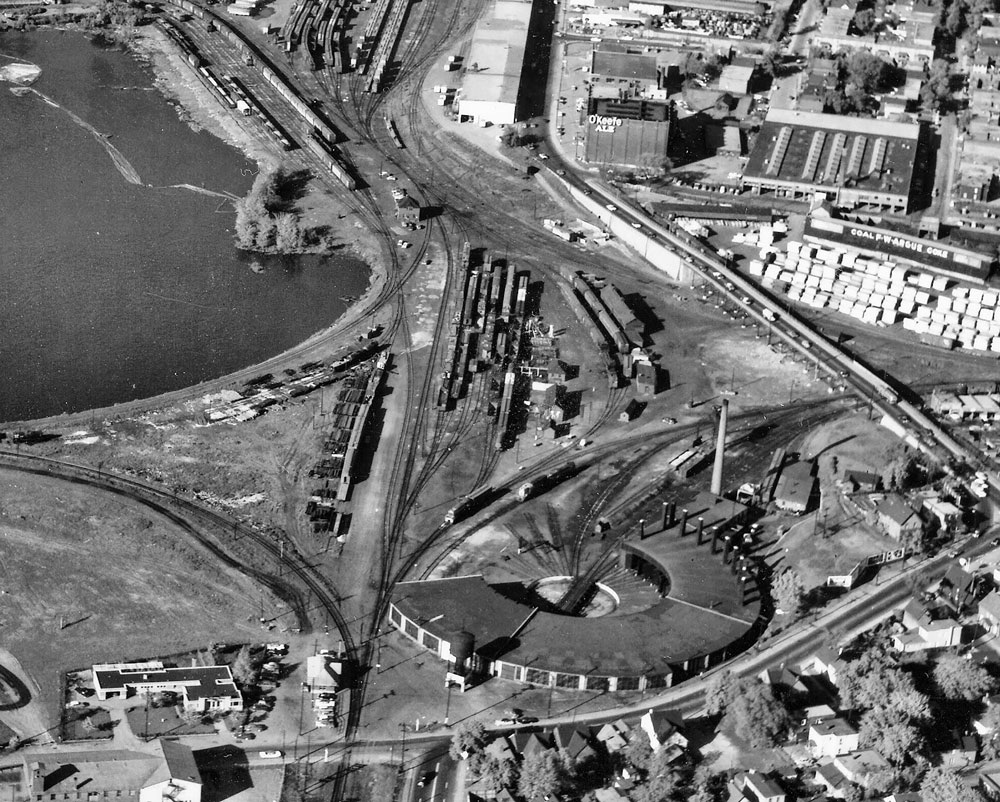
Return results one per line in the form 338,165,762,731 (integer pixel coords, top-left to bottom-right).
729,771,786,802
809,717,860,757
23,740,202,802
981,591,1000,635
640,708,687,753
875,494,922,541
893,598,966,652
774,460,817,513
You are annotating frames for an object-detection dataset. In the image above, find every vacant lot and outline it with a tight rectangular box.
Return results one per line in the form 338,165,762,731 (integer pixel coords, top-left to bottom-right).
0,469,281,728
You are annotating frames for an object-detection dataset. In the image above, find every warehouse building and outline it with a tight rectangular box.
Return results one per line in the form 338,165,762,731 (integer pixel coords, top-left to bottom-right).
457,0,534,126
742,109,923,213
584,107,670,169
804,213,995,284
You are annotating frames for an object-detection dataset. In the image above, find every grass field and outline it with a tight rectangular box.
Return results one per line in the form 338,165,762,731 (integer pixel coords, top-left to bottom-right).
0,469,283,729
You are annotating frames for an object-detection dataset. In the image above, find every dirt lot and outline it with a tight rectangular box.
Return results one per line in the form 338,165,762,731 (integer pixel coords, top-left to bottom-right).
0,469,280,728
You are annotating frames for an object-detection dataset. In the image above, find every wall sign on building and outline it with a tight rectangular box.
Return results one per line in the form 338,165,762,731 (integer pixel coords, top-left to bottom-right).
588,114,623,133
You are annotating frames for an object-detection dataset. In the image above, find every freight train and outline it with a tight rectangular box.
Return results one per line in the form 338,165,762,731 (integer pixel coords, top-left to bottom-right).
164,0,356,190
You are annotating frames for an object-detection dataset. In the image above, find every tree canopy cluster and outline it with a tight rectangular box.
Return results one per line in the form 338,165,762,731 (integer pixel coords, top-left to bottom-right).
234,164,308,252
705,672,790,748
839,646,928,765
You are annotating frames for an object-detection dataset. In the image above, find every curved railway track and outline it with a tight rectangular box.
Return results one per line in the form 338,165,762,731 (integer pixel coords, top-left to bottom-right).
0,449,365,733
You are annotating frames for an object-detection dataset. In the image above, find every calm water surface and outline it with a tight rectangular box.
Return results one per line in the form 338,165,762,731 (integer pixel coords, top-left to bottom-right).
0,30,369,422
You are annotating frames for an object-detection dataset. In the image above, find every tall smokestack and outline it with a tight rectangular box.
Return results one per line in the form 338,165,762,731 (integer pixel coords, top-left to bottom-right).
711,399,729,496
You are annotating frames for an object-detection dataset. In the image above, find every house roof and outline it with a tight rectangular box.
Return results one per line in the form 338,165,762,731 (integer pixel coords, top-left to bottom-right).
810,717,857,738
157,739,201,785
844,469,880,488
877,494,918,526
774,461,816,508
980,590,1000,621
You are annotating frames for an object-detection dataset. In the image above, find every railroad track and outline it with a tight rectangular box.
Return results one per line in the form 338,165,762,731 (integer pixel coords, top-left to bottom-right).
0,449,363,735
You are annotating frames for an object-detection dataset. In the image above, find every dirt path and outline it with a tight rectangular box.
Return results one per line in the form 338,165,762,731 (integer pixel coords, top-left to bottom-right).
0,648,54,744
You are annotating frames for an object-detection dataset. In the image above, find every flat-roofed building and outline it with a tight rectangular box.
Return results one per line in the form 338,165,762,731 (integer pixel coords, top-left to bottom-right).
93,661,242,713
774,460,816,513
743,108,923,213
457,0,534,126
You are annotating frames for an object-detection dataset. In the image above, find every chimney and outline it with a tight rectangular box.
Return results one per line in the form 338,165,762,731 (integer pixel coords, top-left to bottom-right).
696,517,704,545
661,502,669,532
711,399,729,496
679,508,688,537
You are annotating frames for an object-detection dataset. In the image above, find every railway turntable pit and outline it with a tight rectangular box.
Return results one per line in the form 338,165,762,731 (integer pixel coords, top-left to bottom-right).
388,492,764,693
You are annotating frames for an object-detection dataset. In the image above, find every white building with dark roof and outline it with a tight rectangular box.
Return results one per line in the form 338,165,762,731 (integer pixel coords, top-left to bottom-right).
457,0,534,126
93,662,242,713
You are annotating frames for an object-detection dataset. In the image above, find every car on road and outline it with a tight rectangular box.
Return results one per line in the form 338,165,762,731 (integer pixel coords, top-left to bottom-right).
605,204,617,211
556,169,566,176
631,222,641,228
259,750,283,759
417,772,435,788
991,538,1000,547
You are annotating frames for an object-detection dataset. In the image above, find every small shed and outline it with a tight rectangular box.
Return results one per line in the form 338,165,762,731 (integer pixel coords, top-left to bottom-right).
619,399,644,422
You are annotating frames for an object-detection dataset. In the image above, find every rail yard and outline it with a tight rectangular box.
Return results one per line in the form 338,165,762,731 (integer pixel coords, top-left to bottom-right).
8,0,1000,798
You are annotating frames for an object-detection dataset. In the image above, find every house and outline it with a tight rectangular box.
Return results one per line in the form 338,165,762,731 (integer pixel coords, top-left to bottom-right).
93,662,242,713
809,717,860,758
922,498,962,533
547,359,567,384
729,771,786,802
23,740,202,802
639,708,687,753
882,794,923,801
554,725,595,762
140,740,203,802
595,788,630,802
596,719,631,753
395,194,422,225
813,761,850,798
774,461,817,513
834,750,891,787
875,494,923,541
893,598,966,652
980,591,1000,634
940,564,981,612
799,646,847,687
844,470,881,493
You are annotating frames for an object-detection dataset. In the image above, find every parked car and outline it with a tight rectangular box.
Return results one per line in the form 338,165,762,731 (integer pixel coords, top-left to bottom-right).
259,750,283,759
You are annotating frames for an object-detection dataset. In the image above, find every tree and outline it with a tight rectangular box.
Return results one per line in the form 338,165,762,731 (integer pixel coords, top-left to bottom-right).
274,212,304,252
254,217,276,250
933,655,997,700
944,0,964,35
231,645,260,688
499,127,521,148
234,200,259,249
838,650,929,719
518,751,568,801
852,7,878,32
761,48,781,78
921,59,951,111
980,706,1000,758
479,754,518,794
920,767,987,802
704,672,790,747
859,706,924,765
624,732,653,771
703,54,723,82
773,568,806,618
845,50,893,94
450,720,488,761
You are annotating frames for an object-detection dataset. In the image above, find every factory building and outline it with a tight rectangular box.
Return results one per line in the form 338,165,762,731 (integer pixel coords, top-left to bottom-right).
457,0,535,126
584,111,670,170
742,109,924,213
